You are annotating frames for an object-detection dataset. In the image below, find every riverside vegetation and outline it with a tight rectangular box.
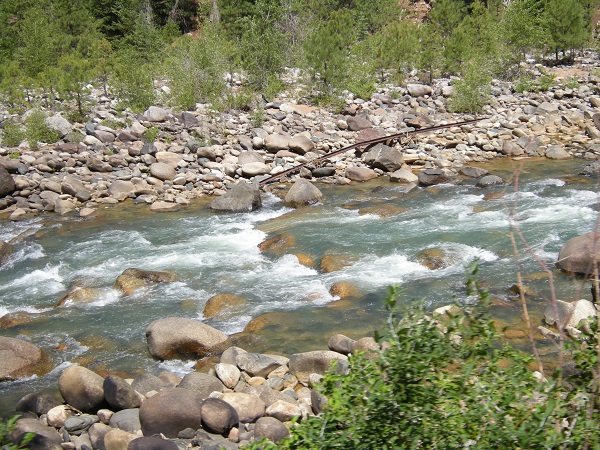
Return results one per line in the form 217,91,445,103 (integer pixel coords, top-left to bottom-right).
1,0,600,449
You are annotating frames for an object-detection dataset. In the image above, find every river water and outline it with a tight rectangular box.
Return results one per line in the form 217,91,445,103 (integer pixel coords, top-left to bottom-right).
0,158,598,412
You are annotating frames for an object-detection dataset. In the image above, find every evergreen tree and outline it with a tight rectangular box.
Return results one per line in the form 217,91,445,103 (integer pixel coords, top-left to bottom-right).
502,0,546,60
543,0,589,60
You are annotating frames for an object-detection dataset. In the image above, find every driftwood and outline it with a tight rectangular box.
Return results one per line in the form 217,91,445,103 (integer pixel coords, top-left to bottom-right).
259,117,483,187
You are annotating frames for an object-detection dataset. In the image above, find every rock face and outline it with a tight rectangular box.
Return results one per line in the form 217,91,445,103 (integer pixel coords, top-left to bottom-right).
556,232,600,276
0,166,16,197
114,268,178,296
139,388,204,438
58,365,105,412
363,144,404,172
284,179,323,207
146,317,229,360
210,182,262,212
0,337,51,381
289,350,349,385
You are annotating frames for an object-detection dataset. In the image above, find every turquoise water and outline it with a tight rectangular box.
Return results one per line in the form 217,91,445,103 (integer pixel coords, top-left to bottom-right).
0,158,597,412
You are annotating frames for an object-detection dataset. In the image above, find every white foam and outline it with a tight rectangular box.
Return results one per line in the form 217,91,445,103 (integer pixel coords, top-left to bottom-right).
2,264,64,294
158,359,197,377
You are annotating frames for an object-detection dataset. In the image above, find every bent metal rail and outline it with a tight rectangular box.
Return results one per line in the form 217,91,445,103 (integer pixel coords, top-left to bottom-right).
258,117,483,187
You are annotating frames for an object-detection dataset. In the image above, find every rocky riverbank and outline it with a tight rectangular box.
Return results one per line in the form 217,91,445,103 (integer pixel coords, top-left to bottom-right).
1,53,600,221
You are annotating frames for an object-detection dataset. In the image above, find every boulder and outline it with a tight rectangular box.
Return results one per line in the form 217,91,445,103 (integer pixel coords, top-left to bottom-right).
346,116,372,131
253,416,289,442
236,353,282,378
289,134,315,155
390,168,418,183
46,405,76,429
264,134,290,153
210,182,262,212
108,180,136,201
284,179,323,207
16,393,62,416
203,294,246,319
46,114,72,136
460,166,489,178
104,375,142,411
556,232,600,276
11,418,62,447
104,428,138,450
501,141,524,156
221,392,266,423
89,423,111,450
144,106,169,122
64,414,99,435
0,311,37,328
55,283,102,307
131,373,168,396
545,299,597,329
363,144,404,172
200,398,239,435
345,166,377,181
329,281,362,299
416,248,447,270
149,163,176,181
139,388,203,438
545,145,571,160
328,334,356,355
55,198,76,215
0,166,16,198
237,150,264,165
288,350,349,385
0,337,51,381
312,167,336,178
258,233,296,256
109,409,141,433
407,84,433,97
128,436,179,450
87,158,113,172
214,363,241,389
241,162,271,177
61,175,92,202
265,400,303,422
95,130,116,144
146,317,229,360
418,169,449,186
476,175,503,188
58,365,105,412
114,268,178,296
177,372,224,398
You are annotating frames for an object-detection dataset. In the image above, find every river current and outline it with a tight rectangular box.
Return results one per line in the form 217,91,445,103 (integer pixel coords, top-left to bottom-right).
0,158,598,412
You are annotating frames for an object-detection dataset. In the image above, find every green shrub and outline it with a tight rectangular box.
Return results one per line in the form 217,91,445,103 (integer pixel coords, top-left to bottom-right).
1,121,25,147
245,264,600,449
143,126,160,143
0,415,34,449
24,110,62,150
448,61,492,114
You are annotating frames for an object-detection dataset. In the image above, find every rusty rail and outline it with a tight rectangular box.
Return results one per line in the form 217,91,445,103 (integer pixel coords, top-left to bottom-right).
258,117,483,187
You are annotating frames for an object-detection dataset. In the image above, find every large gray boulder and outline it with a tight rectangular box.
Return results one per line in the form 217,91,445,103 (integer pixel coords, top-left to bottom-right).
556,232,600,276
288,134,315,155
221,392,266,423
545,145,571,160
128,437,179,450
545,299,597,329
200,398,239,435
418,169,449,186
363,144,404,172
346,116,372,131
284,179,323,207
108,180,136,201
139,388,203,438
253,416,290,443
264,134,290,153
177,372,224,399
210,183,262,212
46,114,73,136
289,350,349,385
11,418,62,448
235,353,282,378
149,162,176,181
345,166,377,181
0,166,16,198
104,375,142,411
144,106,169,122
58,365,105,412
109,408,141,433
146,317,229,360
16,393,62,416
407,84,433,97
0,337,51,382
61,175,91,202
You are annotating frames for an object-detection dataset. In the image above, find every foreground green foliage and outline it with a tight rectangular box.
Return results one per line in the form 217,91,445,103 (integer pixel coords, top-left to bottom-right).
248,266,600,449
0,415,33,450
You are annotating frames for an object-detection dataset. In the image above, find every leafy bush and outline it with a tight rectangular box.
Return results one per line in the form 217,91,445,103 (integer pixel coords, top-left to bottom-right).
143,126,160,143
1,121,25,147
24,110,62,150
246,264,600,449
448,60,492,114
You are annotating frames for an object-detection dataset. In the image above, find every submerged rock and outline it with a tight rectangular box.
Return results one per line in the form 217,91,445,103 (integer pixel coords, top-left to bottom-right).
284,179,323,207
114,268,178,296
0,337,52,381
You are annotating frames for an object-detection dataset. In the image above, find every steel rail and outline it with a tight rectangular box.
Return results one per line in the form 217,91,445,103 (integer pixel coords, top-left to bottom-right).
258,117,483,187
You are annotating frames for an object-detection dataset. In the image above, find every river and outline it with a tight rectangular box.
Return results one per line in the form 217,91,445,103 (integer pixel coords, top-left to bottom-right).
0,158,598,413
